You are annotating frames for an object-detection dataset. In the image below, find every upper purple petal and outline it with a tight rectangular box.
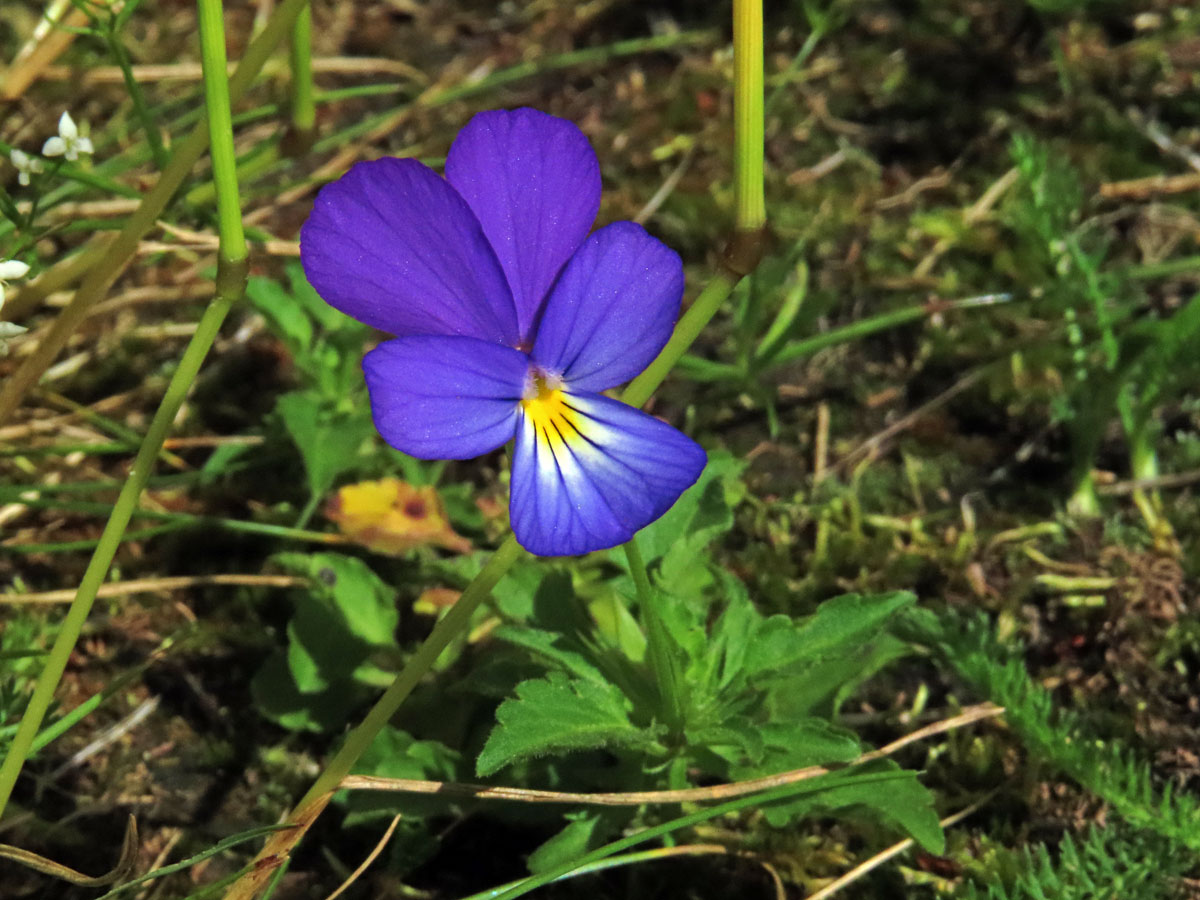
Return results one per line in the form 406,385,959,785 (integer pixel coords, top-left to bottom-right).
445,108,601,340
363,335,528,459
530,221,684,392
301,157,519,344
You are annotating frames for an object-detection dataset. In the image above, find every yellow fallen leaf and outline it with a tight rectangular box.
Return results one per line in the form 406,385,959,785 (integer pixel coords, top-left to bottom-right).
413,587,462,615
326,478,471,555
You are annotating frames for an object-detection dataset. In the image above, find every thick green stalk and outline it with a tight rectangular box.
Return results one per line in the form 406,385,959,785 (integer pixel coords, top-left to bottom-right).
0,0,252,822
197,0,248,263
733,0,765,231
0,0,308,427
624,539,685,737
220,536,523,900
288,4,316,135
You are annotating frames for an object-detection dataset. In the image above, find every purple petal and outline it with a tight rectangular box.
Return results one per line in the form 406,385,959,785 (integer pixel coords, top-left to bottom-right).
531,221,683,392
301,158,519,344
364,336,529,459
445,108,601,339
510,390,706,556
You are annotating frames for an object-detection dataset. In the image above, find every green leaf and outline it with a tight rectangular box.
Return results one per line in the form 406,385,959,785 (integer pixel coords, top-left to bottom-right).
492,626,610,686
761,760,944,852
251,651,362,732
272,552,398,647
526,812,613,875
476,673,655,777
339,726,461,827
636,451,746,565
244,276,313,355
745,591,915,679
736,719,861,772
276,390,372,500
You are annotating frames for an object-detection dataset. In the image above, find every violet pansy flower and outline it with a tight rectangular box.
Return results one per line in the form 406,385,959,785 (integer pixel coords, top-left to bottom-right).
300,108,706,556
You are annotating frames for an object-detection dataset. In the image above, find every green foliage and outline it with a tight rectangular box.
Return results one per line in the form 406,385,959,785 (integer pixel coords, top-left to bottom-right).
251,552,400,732
476,456,937,847
0,615,45,756
244,264,379,523
476,672,661,777
966,826,1189,900
905,609,1200,854
1003,135,1200,521
339,726,461,827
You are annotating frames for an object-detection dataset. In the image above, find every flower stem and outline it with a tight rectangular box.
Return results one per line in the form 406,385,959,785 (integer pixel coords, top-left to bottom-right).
288,4,317,140
198,0,249,264
624,538,685,738
733,0,765,231
0,0,251,823
219,536,523,900
622,272,738,408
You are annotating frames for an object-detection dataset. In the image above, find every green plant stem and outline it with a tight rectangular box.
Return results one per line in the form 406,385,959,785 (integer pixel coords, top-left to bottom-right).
623,273,739,407
624,539,685,738
0,0,253,822
104,29,168,168
0,301,242,818
288,4,316,134
220,536,523,900
198,0,249,263
0,0,308,427
733,0,765,231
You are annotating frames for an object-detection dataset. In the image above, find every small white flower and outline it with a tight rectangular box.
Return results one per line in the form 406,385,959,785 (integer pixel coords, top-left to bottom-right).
10,149,45,186
42,112,94,162
0,321,27,357
0,258,29,356
0,258,30,309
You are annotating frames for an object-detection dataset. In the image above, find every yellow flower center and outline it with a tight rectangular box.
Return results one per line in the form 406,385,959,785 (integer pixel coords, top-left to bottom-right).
521,372,582,448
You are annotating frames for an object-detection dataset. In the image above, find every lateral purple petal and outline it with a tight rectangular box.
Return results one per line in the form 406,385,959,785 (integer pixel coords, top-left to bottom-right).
445,108,601,339
363,336,528,460
300,158,519,344
531,221,684,392
509,391,707,556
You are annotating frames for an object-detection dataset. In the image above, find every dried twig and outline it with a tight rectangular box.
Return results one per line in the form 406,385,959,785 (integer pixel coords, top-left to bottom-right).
340,704,1003,805
1,574,307,605
805,791,997,900
322,814,403,900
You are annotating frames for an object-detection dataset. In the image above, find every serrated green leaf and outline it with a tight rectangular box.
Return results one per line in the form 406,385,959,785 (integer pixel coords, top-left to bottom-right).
745,591,915,679
761,760,943,852
476,673,654,777
492,626,609,685
636,451,746,565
